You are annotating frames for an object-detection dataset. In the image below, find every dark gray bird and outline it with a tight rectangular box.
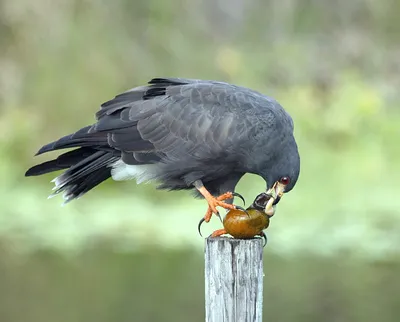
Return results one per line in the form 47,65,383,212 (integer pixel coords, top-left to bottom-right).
25,78,300,223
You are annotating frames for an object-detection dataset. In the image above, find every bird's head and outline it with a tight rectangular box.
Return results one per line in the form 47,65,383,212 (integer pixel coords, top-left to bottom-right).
261,138,300,210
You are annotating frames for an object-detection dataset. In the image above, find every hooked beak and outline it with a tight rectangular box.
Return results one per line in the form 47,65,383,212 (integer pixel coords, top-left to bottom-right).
264,181,286,215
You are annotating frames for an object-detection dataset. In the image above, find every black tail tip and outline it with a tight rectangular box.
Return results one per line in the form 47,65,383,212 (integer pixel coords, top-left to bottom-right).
35,143,55,156
25,166,39,177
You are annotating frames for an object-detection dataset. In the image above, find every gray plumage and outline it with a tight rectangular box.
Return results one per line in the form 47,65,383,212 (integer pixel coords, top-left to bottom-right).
25,78,300,203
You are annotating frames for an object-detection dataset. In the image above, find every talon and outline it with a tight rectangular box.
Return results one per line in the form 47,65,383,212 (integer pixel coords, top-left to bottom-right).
258,231,268,247
235,205,250,218
198,217,206,237
198,209,222,238
232,192,245,205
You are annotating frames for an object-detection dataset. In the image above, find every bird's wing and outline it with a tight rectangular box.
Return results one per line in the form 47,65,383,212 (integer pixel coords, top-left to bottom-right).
92,78,286,164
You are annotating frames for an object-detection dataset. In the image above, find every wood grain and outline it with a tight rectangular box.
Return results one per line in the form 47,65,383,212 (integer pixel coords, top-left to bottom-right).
205,237,264,322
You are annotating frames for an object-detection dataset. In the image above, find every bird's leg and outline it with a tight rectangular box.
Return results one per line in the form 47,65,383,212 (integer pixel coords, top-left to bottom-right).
194,180,238,223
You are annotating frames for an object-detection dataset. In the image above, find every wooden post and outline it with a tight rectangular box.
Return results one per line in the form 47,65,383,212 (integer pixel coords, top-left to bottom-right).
205,237,264,322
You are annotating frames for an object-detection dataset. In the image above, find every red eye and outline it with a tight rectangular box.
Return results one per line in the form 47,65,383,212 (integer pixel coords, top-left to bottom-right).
279,177,290,185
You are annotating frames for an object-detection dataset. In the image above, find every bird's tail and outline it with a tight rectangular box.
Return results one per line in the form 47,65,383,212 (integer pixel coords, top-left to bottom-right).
25,128,120,203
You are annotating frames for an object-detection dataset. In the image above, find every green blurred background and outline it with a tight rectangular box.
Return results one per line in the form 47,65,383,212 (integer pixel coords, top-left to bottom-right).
1,0,400,321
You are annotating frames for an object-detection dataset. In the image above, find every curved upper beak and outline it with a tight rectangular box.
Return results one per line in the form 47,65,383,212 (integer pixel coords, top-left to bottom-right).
264,181,286,214
272,182,285,205
272,195,281,206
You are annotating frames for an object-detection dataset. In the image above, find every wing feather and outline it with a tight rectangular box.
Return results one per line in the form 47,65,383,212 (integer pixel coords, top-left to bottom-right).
89,78,287,165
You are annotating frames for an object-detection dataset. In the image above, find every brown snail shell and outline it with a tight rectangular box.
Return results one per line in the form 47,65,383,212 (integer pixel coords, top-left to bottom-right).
223,208,270,239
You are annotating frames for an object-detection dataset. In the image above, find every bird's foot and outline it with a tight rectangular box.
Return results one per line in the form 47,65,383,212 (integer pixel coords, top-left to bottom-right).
203,191,245,223
197,191,246,237
210,228,227,238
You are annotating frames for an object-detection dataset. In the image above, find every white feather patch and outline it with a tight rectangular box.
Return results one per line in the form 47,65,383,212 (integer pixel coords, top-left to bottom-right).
110,159,159,183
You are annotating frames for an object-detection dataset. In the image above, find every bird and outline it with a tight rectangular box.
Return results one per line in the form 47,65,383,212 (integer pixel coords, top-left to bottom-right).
25,77,300,225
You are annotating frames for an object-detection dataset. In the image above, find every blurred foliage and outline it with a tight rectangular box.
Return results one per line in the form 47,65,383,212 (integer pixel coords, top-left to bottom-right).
0,0,400,321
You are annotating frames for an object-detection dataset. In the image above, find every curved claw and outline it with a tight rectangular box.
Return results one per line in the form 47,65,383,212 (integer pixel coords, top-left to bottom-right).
215,211,222,223
235,205,250,218
198,217,205,237
232,192,245,205
258,231,268,247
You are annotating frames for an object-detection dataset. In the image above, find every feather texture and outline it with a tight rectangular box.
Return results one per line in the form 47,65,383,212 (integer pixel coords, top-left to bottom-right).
26,77,300,202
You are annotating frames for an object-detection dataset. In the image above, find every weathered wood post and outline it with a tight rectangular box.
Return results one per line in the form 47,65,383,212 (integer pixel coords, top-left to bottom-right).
205,237,264,322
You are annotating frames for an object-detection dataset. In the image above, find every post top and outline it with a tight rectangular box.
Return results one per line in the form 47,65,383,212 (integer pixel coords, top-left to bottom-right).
205,236,264,246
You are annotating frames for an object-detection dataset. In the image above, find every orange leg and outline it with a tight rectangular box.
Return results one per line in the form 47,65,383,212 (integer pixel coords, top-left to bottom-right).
211,229,227,237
